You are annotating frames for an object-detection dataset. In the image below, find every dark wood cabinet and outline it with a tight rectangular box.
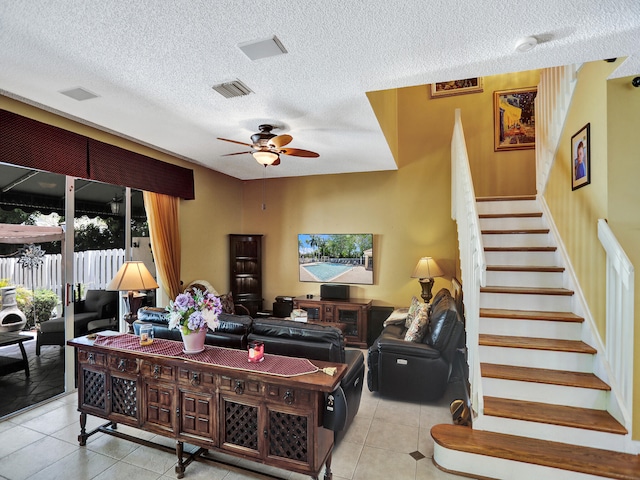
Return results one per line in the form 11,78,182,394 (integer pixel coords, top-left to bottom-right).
70,336,343,479
229,234,263,317
293,297,371,348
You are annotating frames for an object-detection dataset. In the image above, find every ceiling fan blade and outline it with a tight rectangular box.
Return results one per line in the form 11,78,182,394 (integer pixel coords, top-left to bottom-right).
217,137,253,147
269,134,292,148
279,148,319,158
222,151,253,156
272,157,281,166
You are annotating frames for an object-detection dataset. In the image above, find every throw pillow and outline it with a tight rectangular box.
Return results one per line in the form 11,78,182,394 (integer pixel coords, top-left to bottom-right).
405,296,421,329
217,292,236,315
382,308,409,328
404,303,429,342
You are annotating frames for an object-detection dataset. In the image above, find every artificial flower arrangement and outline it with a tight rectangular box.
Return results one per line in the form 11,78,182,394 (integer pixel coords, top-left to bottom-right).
167,288,222,335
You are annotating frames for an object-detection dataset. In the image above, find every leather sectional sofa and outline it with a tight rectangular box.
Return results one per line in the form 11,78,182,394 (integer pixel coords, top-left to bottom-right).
367,288,464,402
134,308,364,440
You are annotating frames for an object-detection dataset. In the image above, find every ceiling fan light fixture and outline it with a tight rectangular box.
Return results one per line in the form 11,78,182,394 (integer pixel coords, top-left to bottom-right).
253,151,279,166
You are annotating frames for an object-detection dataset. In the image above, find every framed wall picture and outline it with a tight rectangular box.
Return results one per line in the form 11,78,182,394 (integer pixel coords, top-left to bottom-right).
571,123,590,190
430,78,483,98
494,87,537,151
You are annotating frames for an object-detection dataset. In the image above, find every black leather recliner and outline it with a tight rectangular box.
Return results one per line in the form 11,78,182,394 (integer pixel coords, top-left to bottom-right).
367,289,464,402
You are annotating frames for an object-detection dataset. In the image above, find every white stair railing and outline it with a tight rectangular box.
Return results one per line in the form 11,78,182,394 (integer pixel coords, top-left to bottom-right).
597,219,634,429
451,108,486,419
535,64,579,194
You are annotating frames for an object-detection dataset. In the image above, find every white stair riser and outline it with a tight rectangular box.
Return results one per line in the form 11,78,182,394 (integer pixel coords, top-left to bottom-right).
485,269,564,289
476,200,540,215
481,378,608,409
479,345,594,373
478,415,627,452
479,317,582,340
480,292,572,312
484,250,558,266
479,216,546,230
482,232,552,248
434,444,606,480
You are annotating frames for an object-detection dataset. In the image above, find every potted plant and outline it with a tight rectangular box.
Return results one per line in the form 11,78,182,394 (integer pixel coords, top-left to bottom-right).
167,288,221,354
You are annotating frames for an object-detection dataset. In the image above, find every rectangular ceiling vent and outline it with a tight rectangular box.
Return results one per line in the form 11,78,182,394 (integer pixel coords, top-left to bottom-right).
59,87,99,101
212,80,253,99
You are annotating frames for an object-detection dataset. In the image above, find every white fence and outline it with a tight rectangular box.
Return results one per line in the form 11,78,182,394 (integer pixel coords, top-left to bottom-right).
0,249,125,299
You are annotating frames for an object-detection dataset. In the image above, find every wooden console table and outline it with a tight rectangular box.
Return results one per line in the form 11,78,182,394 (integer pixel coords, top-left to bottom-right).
68,334,346,479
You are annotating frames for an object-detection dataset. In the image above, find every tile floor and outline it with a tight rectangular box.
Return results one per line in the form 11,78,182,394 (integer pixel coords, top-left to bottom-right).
0,348,471,480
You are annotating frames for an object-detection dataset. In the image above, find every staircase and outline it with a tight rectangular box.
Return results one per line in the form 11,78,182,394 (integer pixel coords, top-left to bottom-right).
432,196,640,479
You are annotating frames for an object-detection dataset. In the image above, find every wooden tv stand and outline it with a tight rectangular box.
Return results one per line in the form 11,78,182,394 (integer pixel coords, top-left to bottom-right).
68,335,346,479
293,296,371,348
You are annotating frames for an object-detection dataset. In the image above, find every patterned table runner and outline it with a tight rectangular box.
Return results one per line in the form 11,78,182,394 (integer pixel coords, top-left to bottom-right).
94,333,319,377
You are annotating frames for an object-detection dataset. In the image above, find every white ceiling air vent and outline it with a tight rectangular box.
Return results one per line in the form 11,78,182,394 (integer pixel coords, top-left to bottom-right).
59,87,99,101
238,36,288,61
212,80,253,99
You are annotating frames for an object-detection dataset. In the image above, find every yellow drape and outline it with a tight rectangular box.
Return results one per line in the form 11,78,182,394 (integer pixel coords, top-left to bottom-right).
142,191,181,300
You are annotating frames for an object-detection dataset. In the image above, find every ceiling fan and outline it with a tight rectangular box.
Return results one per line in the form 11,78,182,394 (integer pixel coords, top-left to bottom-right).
217,124,319,166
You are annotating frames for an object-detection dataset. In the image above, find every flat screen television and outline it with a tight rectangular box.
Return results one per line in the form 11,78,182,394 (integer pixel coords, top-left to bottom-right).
298,233,373,284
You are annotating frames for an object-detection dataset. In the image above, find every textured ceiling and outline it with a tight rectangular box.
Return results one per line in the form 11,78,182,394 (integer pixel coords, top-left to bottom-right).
1,1,639,180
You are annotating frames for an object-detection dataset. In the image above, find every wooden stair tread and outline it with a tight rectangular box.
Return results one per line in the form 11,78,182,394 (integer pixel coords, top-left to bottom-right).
481,286,574,296
481,228,550,234
476,195,537,202
484,397,627,434
431,424,640,479
486,265,564,272
479,212,542,219
481,363,610,390
485,246,556,252
480,308,583,322
479,334,597,353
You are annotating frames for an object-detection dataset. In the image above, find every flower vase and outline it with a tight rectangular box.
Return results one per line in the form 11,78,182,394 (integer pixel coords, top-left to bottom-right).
181,328,206,354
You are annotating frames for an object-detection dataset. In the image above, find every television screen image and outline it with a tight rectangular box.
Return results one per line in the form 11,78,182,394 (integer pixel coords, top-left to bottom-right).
298,233,373,285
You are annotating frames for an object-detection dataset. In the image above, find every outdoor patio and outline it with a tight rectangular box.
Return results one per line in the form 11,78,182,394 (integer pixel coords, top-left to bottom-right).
0,330,64,419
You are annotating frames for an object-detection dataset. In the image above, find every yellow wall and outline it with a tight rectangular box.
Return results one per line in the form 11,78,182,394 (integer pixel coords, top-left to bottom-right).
237,85,465,308
606,74,640,440
544,61,617,342
413,71,540,197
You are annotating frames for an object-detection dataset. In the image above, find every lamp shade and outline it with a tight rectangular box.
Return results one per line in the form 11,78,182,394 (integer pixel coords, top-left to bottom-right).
106,261,159,291
252,150,279,165
411,257,444,279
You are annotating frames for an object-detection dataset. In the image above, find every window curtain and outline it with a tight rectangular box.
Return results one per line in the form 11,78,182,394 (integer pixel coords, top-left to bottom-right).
143,191,181,300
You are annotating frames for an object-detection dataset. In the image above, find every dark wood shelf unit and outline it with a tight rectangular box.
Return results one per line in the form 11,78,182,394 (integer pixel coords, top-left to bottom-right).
229,234,263,317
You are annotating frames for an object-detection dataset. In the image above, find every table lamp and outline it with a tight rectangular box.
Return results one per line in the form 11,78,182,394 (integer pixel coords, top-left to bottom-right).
411,257,444,304
106,261,159,331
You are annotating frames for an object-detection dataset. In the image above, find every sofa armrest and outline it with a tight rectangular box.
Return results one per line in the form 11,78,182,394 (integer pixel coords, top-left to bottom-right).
376,337,442,359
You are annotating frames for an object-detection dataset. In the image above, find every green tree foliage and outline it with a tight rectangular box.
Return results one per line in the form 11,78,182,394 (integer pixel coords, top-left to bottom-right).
23,288,59,324
302,234,372,259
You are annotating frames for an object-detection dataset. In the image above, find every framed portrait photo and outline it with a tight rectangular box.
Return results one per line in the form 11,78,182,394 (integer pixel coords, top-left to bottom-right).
430,78,483,98
494,87,537,151
571,123,590,190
